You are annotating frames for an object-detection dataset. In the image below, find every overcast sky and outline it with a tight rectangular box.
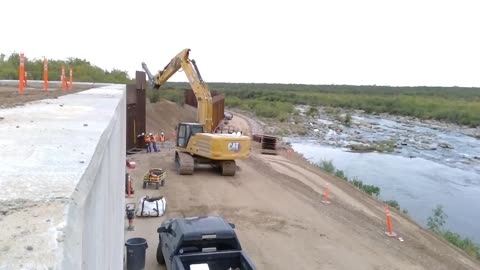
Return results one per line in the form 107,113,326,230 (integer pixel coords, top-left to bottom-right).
1,0,479,87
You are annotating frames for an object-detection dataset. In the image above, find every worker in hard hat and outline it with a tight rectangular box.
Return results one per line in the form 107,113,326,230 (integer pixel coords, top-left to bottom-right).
149,132,158,152
144,133,151,153
158,132,166,149
137,132,145,149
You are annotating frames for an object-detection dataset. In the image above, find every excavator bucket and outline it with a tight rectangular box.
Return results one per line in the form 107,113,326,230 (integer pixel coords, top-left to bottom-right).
141,62,158,89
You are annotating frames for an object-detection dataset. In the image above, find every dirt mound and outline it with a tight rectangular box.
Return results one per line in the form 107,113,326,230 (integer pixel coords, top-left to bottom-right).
145,99,197,137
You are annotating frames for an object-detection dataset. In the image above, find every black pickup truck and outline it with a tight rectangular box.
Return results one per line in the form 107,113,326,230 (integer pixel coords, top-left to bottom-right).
156,216,257,270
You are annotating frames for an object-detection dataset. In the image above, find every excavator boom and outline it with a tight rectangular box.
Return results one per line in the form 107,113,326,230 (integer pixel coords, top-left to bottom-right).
142,49,214,133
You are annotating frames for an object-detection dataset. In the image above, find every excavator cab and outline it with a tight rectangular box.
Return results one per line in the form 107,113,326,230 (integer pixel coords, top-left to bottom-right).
176,123,204,148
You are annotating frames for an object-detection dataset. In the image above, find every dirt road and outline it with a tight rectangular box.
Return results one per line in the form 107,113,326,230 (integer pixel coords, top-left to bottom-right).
125,103,480,270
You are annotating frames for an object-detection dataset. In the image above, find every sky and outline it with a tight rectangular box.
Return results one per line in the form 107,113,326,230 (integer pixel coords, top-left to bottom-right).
1,0,479,87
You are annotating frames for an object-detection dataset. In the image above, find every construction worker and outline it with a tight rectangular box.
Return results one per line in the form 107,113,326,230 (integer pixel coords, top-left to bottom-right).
137,132,145,149
160,132,166,142
144,133,151,152
149,132,158,152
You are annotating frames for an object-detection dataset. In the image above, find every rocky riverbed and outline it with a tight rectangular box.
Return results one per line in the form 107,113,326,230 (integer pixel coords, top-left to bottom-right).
272,105,480,174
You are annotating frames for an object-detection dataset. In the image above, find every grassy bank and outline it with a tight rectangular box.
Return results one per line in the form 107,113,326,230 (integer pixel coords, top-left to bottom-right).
427,205,480,260
151,82,480,127
318,160,480,260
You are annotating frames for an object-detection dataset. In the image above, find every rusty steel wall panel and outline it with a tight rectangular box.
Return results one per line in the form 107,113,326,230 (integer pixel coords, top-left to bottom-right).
136,71,146,90
183,89,225,131
135,72,146,143
126,103,136,150
126,84,137,105
212,93,225,131
126,84,136,150
184,89,197,108
183,89,222,108
126,72,147,152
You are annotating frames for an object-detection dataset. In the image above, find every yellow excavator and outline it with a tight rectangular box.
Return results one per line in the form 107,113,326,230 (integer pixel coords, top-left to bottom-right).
141,48,250,176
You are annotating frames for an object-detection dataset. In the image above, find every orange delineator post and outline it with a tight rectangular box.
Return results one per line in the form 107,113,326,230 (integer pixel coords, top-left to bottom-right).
321,183,331,204
384,205,397,237
43,58,48,91
69,68,73,90
61,65,66,91
19,53,25,93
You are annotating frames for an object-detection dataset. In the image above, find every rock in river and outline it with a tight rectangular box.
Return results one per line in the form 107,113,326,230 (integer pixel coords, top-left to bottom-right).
438,142,454,149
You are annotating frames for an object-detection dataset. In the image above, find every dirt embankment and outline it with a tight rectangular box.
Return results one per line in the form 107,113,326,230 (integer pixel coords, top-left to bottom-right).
125,99,480,270
145,99,197,137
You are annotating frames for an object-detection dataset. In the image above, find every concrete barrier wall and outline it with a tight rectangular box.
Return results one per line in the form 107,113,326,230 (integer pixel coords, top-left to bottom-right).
62,87,126,269
0,85,126,269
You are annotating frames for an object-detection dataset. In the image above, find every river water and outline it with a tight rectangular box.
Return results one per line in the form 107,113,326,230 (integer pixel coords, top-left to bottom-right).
285,114,480,244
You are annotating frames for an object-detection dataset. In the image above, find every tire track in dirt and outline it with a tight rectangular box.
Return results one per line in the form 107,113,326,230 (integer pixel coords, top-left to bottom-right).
262,154,380,218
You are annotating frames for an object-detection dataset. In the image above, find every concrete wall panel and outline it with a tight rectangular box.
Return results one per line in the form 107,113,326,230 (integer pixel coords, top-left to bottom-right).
0,84,126,270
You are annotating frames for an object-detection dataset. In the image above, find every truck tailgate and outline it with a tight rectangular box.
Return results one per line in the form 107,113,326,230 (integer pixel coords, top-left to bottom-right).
174,250,256,270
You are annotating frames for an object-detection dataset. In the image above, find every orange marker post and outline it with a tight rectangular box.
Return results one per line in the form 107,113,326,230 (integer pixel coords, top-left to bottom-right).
61,65,66,91
19,53,25,93
384,205,397,237
321,183,331,204
126,174,132,198
69,68,73,90
43,58,48,91
287,148,292,159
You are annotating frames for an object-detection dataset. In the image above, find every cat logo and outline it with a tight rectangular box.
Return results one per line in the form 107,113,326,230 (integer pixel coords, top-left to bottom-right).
227,142,240,152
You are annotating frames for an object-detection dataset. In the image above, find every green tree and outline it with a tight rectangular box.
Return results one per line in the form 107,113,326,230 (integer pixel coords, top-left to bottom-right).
427,205,447,233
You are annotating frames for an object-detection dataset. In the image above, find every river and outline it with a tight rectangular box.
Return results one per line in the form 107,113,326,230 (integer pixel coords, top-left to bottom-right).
284,112,480,244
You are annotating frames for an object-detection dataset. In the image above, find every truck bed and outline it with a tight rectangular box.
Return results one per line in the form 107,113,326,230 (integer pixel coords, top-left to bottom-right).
174,250,256,270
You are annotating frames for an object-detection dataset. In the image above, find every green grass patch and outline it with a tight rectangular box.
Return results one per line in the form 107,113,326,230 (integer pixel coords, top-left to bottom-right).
427,205,480,260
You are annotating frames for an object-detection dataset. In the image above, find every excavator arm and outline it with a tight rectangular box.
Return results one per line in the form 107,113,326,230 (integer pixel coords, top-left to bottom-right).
142,49,214,133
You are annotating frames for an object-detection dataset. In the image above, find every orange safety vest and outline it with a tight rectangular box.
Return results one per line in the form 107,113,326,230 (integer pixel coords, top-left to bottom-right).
150,135,156,142
144,136,150,143
160,134,166,142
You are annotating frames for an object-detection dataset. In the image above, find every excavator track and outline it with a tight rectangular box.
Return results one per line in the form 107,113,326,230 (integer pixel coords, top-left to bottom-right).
221,160,236,176
175,151,194,175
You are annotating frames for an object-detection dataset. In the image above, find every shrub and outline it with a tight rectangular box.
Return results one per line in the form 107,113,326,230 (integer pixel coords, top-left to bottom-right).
426,205,480,260
427,205,447,233
384,200,400,210
307,106,318,117
344,113,352,126
334,169,347,180
318,160,335,174
148,89,160,103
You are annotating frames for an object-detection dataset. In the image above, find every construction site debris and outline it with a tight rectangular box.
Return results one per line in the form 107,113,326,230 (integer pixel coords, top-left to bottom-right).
253,134,278,155
136,196,167,217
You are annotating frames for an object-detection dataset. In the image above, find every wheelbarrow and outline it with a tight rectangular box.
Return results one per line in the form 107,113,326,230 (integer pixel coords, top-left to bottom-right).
142,168,166,189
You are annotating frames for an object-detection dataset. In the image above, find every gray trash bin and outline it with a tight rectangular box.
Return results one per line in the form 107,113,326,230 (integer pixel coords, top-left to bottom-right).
125,237,148,270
